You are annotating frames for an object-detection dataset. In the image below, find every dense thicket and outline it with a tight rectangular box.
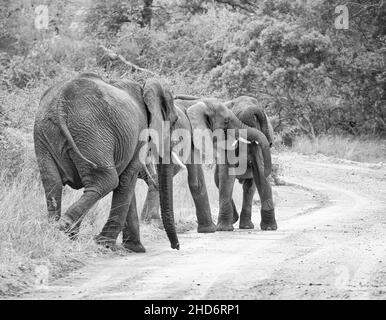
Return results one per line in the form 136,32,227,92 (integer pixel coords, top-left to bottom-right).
1,0,385,137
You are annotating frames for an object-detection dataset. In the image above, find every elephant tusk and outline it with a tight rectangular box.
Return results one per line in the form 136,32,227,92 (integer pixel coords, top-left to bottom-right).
171,151,186,169
255,141,259,145
232,139,238,147
143,163,158,190
238,137,251,144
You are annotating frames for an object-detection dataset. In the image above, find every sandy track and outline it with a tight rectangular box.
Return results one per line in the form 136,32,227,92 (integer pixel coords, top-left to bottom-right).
18,153,386,299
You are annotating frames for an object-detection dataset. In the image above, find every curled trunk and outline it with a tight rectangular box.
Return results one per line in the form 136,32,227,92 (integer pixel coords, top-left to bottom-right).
157,162,179,249
229,112,272,177
252,107,271,144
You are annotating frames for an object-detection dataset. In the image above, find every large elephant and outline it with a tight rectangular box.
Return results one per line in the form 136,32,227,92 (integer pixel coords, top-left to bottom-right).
34,73,182,252
131,98,220,235
140,96,277,232
217,96,277,231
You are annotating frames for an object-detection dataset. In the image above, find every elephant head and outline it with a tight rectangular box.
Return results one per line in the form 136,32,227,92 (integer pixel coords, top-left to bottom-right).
143,79,179,250
224,96,273,179
225,96,274,150
186,98,272,178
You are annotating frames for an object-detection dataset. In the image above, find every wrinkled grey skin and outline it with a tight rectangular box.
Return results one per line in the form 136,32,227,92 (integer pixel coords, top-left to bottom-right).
140,96,276,232
217,96,277,231
34,73,181,252
135,100,217,234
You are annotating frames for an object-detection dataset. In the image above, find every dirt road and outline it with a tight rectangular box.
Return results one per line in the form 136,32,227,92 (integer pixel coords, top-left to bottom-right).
19,153,386,299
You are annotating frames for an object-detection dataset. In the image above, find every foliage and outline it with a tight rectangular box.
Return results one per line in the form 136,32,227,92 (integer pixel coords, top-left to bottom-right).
1,1,384,137
207,0,385,136
86,0,144,37
0,0,384,150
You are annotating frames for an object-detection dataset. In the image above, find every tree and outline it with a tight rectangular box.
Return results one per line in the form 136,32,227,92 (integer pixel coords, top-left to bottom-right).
207,0,385,136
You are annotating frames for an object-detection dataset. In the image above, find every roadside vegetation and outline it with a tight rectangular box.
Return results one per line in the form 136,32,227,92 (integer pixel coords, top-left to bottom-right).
0,0,384,295
292,135,386,163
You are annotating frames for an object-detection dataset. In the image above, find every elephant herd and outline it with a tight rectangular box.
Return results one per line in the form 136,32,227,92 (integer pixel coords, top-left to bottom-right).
33,73,277,252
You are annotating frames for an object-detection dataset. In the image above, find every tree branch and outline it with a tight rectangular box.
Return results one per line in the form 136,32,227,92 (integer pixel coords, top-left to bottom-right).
99,45,157,76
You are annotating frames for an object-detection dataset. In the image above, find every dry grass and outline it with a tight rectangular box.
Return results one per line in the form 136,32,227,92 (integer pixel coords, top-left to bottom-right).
292,135,386,163
0,75,219,296
0,171,101,295
0,161,228,296
0,150,254,297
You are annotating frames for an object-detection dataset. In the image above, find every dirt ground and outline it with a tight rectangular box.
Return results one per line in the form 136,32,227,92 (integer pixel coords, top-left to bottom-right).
15,152,386,300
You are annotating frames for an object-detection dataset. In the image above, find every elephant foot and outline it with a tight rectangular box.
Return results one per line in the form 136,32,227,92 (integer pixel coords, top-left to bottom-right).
260,209,277,231
123,240,146,253
239,220,254,229
94,234,119,251
197,223,216,233
216,221,234,231
58,216,79,240
260,220,277,231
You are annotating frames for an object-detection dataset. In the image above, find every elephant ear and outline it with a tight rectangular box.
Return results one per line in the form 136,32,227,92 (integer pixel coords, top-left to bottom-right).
265,112,274,146
143,79,177,158
255,109,273,146
186,102,210,132
235,97,272,146
186,101,214,160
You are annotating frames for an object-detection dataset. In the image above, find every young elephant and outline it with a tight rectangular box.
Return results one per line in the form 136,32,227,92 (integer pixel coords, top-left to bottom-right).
140,96,276,232
34,73,181,252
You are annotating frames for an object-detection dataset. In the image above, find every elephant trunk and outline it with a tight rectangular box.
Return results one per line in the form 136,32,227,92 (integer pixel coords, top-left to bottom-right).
229,112,272,177
253,107,271,145
157,162,180,250
241,105,273,147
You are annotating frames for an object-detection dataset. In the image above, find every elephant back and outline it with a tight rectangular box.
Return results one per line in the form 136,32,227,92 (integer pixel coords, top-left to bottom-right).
174,98,198,111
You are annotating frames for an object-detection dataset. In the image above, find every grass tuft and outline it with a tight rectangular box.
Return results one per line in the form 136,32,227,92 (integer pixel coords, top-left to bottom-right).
292,135,386,163
0,166,208,296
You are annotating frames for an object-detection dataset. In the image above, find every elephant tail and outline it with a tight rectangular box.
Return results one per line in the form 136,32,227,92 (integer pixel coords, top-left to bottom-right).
56,103,98,169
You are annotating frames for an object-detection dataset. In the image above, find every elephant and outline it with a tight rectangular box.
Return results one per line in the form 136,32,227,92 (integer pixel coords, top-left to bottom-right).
34,72,184,252
217,96,277,231
139,95,277,232
131,98,220,235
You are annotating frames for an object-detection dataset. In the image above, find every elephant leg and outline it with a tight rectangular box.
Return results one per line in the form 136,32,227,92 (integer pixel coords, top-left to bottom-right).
231,200,239,224
239,179,256,229
186,164,216,233
122,194,146,253
217,164,236,231
35,147,62,221
253,149,277,231
215,165,238,224
59,170,119,239
60,191,101,239
96,166,140,249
